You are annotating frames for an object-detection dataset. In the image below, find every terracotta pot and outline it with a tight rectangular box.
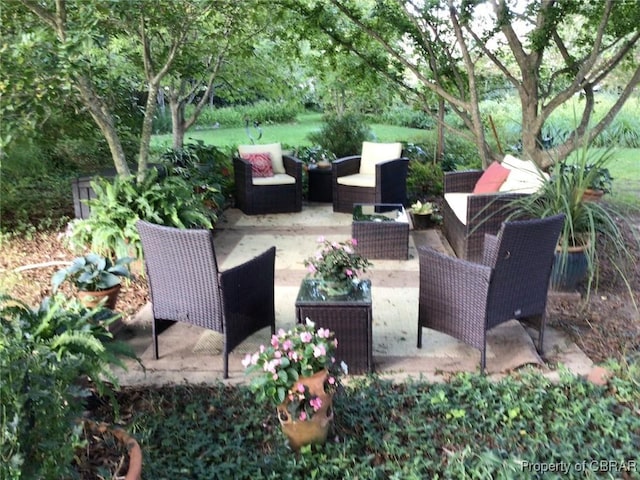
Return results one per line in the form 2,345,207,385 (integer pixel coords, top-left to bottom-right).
77,284,121,310
82,420,142,480
582,188,604,202
277,369,334,450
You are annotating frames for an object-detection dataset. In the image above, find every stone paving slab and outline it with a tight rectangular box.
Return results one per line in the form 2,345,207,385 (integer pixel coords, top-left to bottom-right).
112,204,593,386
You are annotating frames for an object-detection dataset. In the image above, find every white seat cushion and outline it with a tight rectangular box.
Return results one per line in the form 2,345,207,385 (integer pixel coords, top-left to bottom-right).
499,155,549,193
238,143,285,174
252,173,296,186
359,142,403,175
444,192,471,226
336,173,376,188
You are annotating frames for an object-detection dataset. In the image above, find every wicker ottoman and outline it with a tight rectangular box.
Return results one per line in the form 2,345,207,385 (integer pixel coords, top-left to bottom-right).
352,204,409,260
295,279,373,374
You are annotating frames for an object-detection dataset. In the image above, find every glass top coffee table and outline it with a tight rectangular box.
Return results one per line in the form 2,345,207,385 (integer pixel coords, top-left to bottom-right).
352,203,409,259
295,278,373,374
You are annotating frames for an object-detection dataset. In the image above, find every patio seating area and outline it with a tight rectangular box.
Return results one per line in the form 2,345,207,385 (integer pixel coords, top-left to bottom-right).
113,204,593,386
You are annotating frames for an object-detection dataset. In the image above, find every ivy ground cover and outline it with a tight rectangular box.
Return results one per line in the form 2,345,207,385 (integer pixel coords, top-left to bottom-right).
101,369,639,479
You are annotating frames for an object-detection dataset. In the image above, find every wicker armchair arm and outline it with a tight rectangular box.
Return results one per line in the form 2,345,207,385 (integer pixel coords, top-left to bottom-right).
482,234,499,267
333,156,361,177
376,157,409,178
444,170,483,193
283,155,303,180
233,156,252,187
219,246,276,352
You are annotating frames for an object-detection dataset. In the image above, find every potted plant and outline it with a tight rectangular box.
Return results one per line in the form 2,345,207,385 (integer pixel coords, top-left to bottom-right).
242,322,346,450
303,237,372,297
505,146,636,298
554,161,613,202
0,293,138,479
408,200,441,229
52,252,132,311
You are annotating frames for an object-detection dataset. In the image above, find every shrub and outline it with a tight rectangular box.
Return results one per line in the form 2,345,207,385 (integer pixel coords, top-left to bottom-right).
0,294,135,480
380,104,434,129
307,113,374,158
158,140,234,210
66,170,215,259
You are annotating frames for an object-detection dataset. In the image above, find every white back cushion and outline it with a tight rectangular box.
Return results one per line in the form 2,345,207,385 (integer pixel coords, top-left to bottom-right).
499,155,549,193
359,142,403,175
238,143,285,174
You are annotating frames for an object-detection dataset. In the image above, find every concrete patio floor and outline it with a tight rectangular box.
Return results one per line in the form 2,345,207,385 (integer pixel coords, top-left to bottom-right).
112,203,593,386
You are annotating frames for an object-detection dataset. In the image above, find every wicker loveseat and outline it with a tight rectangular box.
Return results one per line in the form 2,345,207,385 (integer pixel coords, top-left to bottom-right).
443,155,549,262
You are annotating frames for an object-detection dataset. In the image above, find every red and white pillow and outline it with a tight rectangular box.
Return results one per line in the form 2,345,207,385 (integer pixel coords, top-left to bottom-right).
241,152,274,177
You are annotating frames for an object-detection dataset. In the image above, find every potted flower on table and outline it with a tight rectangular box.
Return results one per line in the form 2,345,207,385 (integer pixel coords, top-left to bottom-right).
242,321,346,450
303,237,372,297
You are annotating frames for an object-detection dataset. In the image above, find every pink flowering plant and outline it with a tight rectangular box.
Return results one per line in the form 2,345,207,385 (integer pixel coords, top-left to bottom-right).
303,237,371,292
243,322,344,421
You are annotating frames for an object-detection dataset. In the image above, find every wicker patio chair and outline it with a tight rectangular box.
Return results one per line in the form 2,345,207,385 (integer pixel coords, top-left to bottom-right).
332,142,409,213
417,214,564,373
137,220,276,378
233,143,303,214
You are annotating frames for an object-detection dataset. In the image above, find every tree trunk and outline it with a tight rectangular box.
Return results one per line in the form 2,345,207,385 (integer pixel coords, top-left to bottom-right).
171,100,186,150
436,96,445,163
137,82,159,182
76,77,131,177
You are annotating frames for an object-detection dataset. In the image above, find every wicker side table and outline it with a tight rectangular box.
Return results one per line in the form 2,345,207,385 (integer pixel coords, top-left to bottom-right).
295,279,373,374
307,165,333,202
352,204,409,260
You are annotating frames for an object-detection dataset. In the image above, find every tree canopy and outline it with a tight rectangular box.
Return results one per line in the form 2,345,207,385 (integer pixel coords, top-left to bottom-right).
290,0,640,168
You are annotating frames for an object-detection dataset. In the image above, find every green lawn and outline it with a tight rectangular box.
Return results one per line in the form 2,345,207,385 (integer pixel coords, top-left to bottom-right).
608,148,640,206
151,113,432,149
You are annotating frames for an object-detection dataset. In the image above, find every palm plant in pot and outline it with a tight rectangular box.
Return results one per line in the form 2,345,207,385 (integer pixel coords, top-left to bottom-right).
52,253,132,312
505,146,637,301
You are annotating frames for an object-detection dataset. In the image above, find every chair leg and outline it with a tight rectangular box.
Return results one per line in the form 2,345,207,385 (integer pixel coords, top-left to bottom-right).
417,323,423,349
223,351,229,380
537,315,545,355
480,347,486,375
152,319,159,360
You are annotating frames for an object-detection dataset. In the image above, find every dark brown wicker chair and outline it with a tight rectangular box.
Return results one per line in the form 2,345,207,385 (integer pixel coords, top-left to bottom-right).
332,142,409,213
137,220,276,378
417,214,564,372
443,170,528,262
233,143,303,215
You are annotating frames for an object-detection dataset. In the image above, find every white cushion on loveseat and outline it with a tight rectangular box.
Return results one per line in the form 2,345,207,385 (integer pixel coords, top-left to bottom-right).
499,155,548,193
444,192,472,226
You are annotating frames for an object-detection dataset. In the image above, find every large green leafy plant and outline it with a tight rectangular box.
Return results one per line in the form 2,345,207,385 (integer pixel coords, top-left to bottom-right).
66,169,215,259
0,294,136,480
52,253,132,292
507,146,638,301
158,140,233,211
